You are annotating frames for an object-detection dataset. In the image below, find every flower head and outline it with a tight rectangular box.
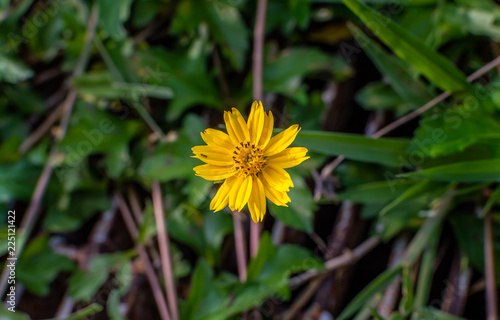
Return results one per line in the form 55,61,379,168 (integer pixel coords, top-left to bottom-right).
192,101,309,223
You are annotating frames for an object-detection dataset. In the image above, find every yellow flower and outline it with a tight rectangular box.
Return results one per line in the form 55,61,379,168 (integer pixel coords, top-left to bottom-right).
192,101,309,223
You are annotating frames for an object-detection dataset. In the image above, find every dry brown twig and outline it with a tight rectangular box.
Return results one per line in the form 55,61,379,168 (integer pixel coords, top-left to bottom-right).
115,192,172,320
152,181,179,320
484,212,498,320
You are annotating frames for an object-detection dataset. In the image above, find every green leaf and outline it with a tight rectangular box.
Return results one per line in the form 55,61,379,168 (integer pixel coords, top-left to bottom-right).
69,252,131,301
181,259,216,320
72,72,174,100
408,104,500,158
0,54,33,83
45,191,111,232
62,303,104,320
399,264,414,316
98,0,132,40
349,23,434,111
379,180,446,216
401,159,500,182
0,304,30,320
0,161,41,203
17,235,75,296
294,130,410,167
140,141,199,182
412,230,439,315
137,48,222,120
246,232,277,281
263,48,352,99
205,1,248,71
441,5,500,41
342,0,469,92
355,82,410,113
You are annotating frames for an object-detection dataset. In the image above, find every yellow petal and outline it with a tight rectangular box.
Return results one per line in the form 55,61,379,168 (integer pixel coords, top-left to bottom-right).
248,177,266,223
261,164,294,192
267,147,309,168
247,101,265,145
264,124,300,156
194,164,236,181
192,145,233,166
201,129,234,150
210,176,236,212
262,178,290,206
229,174,252,211
258,110,274,148
224,108,250,144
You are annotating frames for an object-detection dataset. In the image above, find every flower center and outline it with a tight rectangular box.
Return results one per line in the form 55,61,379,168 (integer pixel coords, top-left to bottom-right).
232,141,266,177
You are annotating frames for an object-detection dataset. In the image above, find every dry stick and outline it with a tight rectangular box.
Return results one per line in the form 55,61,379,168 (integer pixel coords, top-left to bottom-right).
55,206,118,318
250,0,268,259
319,55,500,180
441,249,472,316
282,275,327,320
19,103,63,152
484,212,498,320
233,211,248,281
152,181,179,320
289,236,381,289
0,4,100,298
378,235,409,318
115,192,172,320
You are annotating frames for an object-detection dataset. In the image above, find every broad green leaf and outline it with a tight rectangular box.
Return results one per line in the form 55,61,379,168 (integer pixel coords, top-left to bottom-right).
69,252,132,301
181,260,213,320
349,23,434,110
0,54,33,83
17,235,75,296
0,161,41,203
408,104,500,158
137,48,222,120
247,233,277,281
98,0,132,40
139,140,199,182
342,0,469,92
0,305,30,320
294,130,410,167
355,82,411,114
263,48,353,99
441,5,500,41
401,159,500,182
205,1,248,71
44,191,111,232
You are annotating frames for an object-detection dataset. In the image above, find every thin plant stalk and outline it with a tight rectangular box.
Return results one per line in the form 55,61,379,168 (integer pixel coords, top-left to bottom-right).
152,181,179,320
